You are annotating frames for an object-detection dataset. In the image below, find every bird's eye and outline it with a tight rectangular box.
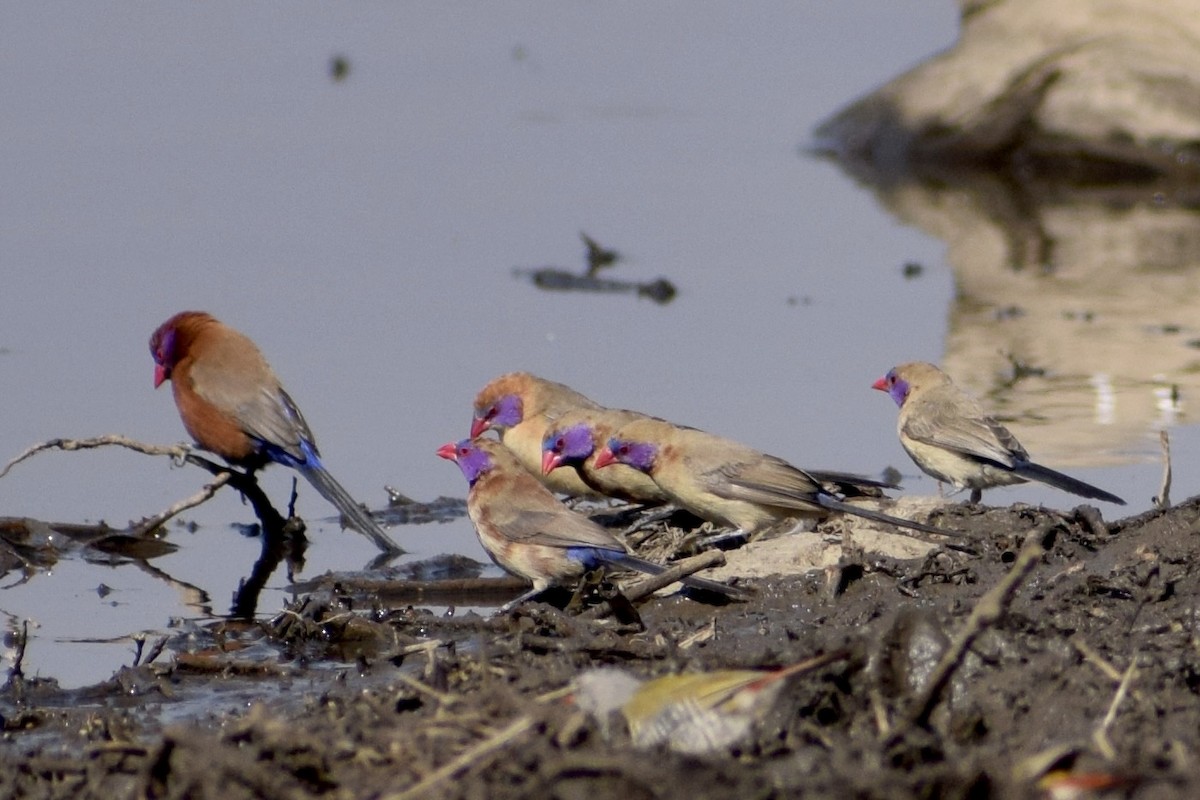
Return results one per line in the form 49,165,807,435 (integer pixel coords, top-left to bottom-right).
554,437,565,451
459,447,469,456
618,444,629,456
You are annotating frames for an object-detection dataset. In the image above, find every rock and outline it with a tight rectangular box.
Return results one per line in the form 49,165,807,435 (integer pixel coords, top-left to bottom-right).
814,0,1200,181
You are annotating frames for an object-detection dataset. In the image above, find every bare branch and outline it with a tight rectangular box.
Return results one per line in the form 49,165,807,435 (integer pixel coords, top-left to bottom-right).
130,472,233,536
0,435,192,479
1154,430,1172,509
898,523,1053,732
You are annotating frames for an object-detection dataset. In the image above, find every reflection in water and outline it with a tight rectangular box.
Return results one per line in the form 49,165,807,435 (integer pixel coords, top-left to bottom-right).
832,164,1197,466
515,232,678,305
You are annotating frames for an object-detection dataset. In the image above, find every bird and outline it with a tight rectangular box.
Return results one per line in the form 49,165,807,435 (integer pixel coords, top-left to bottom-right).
542,408,893,510
574,651,847,754
471,372,605,497
149,310,401,554
872,361,1126,506
592,416,961,541
436,437,740,612
540,407,672,505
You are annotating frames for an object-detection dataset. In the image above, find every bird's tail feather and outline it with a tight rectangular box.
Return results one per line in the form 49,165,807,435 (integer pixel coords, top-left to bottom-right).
596,550,742,598
299,463,404,553
1014,463,1126,505
806,469,898,491
816,495,974,552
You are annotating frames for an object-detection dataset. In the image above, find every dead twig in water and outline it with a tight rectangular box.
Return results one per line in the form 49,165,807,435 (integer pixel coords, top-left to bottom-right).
896,523,1054,734
131,473,232,535
1154,430,1171,509
382,714,536,800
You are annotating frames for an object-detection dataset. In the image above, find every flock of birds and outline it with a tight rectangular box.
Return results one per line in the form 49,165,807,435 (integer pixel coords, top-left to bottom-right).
150,310,1127,612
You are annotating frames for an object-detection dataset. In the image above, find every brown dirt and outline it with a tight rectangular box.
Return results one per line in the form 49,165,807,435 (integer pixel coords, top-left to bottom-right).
2,498,1199,799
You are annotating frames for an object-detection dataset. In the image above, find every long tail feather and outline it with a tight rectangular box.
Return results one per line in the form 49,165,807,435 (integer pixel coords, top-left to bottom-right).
299,462,404,554
596,550,744,598
1014,462,1126,505
815,495,976,554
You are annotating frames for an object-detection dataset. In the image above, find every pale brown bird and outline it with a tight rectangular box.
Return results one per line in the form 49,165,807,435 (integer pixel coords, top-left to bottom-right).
540,407,672,505
873,361,1125,506
437,437,739,612
471,372,603,497
593,416,955,539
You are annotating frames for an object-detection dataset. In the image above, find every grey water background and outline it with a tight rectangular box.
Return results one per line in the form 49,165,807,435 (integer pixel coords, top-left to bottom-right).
0,3,1178,687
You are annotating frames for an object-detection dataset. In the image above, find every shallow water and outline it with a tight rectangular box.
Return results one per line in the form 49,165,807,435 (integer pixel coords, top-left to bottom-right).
0,3,1185,687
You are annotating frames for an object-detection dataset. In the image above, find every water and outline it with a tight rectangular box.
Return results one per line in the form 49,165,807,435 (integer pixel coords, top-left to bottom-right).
0,3,1184,688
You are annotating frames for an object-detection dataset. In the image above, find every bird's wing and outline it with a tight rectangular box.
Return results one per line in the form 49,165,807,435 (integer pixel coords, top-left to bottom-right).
474,472,623,551
901,388,1027,468
699,453,825,511
189,356,312,460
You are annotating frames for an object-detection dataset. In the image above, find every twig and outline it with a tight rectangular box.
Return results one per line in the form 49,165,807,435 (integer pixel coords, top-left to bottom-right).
1093,657,1137,760
131,473,232,535
382,714,536,800
898,524,1052,733
620,549,726,604
0,435,191,479
1154,430,1171,509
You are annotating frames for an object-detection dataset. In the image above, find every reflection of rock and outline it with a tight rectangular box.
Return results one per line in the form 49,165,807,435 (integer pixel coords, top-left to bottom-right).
814,0,1200,181
857,171,1195,465
813,0,1200,465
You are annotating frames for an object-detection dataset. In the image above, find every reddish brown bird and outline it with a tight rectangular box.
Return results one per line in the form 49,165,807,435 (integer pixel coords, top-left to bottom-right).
471,372,604,497
149,311,400,554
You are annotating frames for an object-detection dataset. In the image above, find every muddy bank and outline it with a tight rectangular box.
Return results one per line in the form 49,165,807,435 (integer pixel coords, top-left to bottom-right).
2,497,1199,799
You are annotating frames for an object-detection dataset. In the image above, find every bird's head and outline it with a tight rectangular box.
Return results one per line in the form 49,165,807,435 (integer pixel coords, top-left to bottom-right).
541,423,596,474
594,437,658,473
872,368,911,408
149,311,214,388
471,393,523,437
437,438,494,485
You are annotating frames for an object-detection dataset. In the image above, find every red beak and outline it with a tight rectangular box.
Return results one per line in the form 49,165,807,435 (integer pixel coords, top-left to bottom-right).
436,442,459,461
871,377,888,392
469,417,489,438
541,450,561,475
592,446,618,469
153,364,168,388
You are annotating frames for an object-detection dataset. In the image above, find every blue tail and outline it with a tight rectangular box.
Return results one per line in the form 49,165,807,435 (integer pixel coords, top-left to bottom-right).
272,441,402,554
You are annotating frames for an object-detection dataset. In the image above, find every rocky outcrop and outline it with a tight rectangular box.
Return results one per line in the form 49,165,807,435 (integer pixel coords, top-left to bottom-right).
815,0,1200,182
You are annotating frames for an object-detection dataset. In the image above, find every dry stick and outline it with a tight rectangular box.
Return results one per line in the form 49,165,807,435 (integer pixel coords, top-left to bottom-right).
898,524,1053,733
131,473,232,535
0,435,191,479
578,549,729,622
1154,430,1172,509
1093,657,1138,761
382,714,536,800
621,549,727,604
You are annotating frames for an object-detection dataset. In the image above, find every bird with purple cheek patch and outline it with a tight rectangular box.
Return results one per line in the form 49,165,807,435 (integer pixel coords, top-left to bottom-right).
437,437,740,612
541,407,672,505
149,311,401,555
471,372,605,498
592,416,964,544
873,361,1126,506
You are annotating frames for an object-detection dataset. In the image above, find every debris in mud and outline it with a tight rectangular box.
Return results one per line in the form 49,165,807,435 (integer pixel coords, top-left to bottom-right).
2,496,1200,797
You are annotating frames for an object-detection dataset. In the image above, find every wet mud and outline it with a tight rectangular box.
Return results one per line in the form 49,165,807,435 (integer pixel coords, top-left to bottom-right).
2,497,1199,799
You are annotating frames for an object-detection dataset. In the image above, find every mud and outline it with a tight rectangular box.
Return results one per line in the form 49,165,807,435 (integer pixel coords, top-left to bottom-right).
2,497,1199,799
